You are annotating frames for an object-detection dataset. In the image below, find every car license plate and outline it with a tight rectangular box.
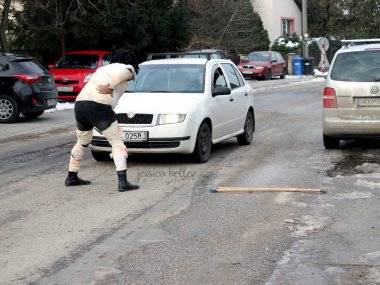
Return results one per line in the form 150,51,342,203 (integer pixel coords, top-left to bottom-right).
46,99,57,106
123,131,148,142
242,69,254,75
357,97,380,106
57,86,73,92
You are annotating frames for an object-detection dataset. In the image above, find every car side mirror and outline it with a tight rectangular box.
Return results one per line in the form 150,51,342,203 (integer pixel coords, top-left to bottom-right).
213,86,231,96
48,64,55,69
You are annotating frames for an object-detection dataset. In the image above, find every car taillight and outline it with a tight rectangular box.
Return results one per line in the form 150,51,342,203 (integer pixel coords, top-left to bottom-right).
323,87,337,108
13,74,42,85
32,97,39,105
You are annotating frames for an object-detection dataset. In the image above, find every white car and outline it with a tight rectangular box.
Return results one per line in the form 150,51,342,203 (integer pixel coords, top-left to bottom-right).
90,58,255,162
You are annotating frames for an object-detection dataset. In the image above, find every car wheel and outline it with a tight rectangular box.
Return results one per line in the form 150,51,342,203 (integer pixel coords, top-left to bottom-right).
323,134,340,149
265,69,272,80
0,95,20,123
193,122,212,163
22,110,44,119
237,111,255,146
280,69,286,79
91,150,112,162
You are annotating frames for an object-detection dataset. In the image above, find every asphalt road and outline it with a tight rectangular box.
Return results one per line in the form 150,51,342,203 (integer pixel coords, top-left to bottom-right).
0,79,379,285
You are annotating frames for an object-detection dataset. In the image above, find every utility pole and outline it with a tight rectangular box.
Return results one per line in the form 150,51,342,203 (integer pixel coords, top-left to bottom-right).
302,0,309,58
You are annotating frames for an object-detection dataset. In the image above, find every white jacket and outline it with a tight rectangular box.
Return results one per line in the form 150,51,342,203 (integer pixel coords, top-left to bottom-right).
76,63,135,106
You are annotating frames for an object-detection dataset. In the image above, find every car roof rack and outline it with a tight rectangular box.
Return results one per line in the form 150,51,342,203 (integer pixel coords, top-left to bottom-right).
146,52,224,61
342,39,380,47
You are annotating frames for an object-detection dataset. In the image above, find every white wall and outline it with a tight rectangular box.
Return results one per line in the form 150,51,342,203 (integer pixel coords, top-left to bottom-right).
251,0,302,44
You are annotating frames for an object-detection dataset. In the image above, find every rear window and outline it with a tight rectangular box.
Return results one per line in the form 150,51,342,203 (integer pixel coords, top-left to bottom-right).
55,54,99,69
12,60,47,75
331,50,380,82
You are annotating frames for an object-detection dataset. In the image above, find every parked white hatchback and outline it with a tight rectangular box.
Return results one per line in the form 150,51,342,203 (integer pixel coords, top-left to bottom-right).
90,57,255,162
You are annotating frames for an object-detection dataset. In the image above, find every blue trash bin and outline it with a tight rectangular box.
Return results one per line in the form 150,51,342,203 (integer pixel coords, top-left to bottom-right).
293,57,304,76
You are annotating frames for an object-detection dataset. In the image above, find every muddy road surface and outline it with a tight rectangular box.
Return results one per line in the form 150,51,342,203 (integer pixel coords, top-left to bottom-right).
0,80,379,285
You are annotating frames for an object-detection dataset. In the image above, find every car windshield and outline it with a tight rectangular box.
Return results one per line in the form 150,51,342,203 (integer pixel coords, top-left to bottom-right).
128,64,205,93
55,54,98,69
331,50,380,82
248,52,270,61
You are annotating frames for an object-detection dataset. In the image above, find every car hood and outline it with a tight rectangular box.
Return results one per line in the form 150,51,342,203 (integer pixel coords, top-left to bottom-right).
50,68,95,79
115,92,203,114
239,61,268,67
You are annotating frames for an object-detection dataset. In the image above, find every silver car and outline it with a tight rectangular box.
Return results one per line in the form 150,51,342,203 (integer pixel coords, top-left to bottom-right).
323,39,380,149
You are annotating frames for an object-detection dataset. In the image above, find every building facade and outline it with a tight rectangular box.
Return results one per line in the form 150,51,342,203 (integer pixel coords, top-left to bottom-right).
251,0,302,44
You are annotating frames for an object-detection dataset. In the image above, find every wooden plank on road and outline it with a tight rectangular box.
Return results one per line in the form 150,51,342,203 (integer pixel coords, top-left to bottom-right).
212,187,326,194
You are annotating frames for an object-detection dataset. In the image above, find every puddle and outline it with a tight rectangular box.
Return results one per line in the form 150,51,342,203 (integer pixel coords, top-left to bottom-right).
327,154,380,177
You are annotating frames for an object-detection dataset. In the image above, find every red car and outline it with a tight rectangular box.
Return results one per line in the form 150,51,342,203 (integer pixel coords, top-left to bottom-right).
238,51,286,80
49,50,112,101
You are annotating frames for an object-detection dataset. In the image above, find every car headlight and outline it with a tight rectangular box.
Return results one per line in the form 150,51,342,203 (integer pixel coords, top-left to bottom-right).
255,66,264,70
84,73,93,83
157,114,186,125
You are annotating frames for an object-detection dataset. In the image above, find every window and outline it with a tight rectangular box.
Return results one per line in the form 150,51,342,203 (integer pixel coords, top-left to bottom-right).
213,67,227,89
331,51,380,82
102,54,112,66
0,62,9,72
12,60,47,75
128,64,205,93
222,63,241,89
56,54,99,69
248,52,270,62
281,19,293,35
275,53,283,63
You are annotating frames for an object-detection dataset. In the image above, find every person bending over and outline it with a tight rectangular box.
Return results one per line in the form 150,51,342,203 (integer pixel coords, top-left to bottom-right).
65,49,139,192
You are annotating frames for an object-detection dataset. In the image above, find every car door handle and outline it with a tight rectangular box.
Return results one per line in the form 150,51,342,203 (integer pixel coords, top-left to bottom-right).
230,98,234,102
244,92,248,96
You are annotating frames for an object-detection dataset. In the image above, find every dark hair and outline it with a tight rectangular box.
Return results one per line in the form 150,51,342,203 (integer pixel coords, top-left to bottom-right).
110,49,139,74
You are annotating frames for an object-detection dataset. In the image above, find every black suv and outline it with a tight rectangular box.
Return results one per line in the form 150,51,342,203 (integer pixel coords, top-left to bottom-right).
0,54,58,123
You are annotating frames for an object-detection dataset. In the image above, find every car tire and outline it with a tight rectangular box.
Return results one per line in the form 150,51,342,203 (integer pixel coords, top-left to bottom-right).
91,151,112,162
280,69,286,79
323,134,340,149
193,122,212,163
0,95,20,123
237,111,255,146
265,69,272,80
22,110,44,119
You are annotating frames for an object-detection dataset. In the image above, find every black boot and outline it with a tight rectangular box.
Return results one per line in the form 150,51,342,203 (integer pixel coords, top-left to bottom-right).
117,170,139,192
65,171,91,186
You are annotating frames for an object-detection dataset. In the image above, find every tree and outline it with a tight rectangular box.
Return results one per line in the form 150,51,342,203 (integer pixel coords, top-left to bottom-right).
0,0,12,52
188,0,270,53
308,0,335,37
308,0,380,39
328,0,380,38
10,0,191,64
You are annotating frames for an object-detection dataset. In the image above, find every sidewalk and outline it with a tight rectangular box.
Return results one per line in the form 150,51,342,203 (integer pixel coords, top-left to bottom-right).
249,75,325,91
